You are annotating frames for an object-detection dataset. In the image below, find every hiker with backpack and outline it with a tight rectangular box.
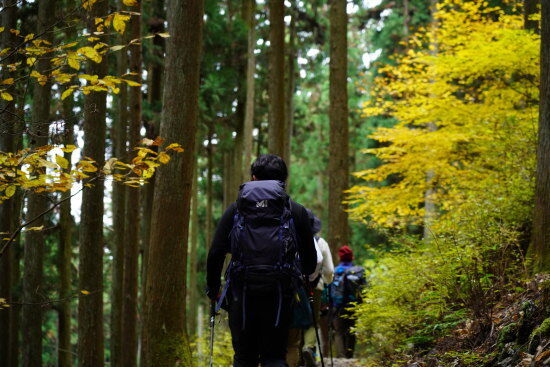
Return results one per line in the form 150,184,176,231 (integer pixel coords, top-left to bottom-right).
301,211,334,366
206,154,317,367
328,245,366,358
286,210,333,367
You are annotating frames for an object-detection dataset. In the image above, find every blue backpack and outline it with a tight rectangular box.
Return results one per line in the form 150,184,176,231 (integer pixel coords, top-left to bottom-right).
216,180,302,327
329,265,366,310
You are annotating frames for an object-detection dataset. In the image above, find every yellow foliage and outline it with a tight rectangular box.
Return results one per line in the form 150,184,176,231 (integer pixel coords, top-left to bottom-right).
0,140,182,203
349,0,538,229
113,13,131,34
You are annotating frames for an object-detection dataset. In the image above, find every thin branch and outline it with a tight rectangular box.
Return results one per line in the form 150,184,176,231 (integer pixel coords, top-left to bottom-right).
0,175,101,258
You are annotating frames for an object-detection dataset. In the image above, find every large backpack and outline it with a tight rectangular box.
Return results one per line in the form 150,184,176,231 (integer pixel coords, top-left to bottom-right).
329,265,366,310
217,180,302,326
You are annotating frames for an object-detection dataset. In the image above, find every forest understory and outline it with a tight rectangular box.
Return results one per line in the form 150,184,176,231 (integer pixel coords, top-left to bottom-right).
385,275,550,367
1,0,549,366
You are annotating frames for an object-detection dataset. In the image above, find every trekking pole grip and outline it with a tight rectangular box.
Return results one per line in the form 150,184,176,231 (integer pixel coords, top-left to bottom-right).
210,299,216,317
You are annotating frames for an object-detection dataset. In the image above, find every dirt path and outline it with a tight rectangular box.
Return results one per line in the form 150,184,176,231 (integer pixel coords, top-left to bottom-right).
322,358,362,367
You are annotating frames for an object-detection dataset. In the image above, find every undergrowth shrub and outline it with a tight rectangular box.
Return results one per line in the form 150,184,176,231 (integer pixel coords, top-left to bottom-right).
349,0,537,362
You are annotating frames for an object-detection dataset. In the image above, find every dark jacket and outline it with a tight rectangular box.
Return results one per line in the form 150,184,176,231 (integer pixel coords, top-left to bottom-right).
206,200,317,298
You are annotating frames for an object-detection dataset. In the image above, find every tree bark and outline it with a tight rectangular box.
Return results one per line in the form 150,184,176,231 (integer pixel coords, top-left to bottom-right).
0,2,18,365
122,4,142,366
285,4,297,174
524,0,540,32
110,2,129,366
141,1,165,330
242,0,256,182
267,0,286,159
328,0,349,261
206,122,214,248
187,157,199,336
423,0,439,242
141,0,204,365
58,83,76,367
533,0,550,272
21,1,55,365
77,1,108,366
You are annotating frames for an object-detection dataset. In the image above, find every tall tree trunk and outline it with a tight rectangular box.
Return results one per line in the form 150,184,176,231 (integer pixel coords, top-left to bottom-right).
242,0,256,182
206,122,214,248
423,0,438,242
232,116,244,191
122,5,142,367
285,4,297,174
8,242,21,367
328,0,349,260
58,85,76,367
111,2,129,365
223,149,232,209
524,0,540,32
8,75,26,367
22,1,55,365
78,1,108,366
141,0,204,365
533,0,550,272
403,0,410,36
141,0,165,324
0,2,18,364
187,155,199,336
267,0,286,159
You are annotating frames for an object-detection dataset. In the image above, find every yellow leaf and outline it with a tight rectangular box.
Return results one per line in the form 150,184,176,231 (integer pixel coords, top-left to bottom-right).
79,74,99,84
123,0,138,6
26,226,44,232
5,186,15,198
78,46,102,63
1,78,14,85
67,51,80,70
158,152,170,164
80,290,90,295
61,88,75,101
60,41,78,49
26,57,36,66
61,145,77,153
1,92,13,101
157,32,170,38
113,13,130,34
110,45,126,51
55,155,69,169
123,78,141,87
82,0,98,10
165,143,184,152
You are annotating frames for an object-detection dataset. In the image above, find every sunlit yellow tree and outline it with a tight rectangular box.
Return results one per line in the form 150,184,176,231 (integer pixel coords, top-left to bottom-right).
350,0,540,357
349,0,538,231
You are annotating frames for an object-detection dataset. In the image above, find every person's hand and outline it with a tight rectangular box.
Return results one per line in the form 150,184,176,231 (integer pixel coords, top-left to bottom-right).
206,286,220,301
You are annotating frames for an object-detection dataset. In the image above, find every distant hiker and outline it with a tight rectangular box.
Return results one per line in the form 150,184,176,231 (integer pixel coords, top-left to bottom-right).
328,245,366,358
286,209,332,367
206,154,317,367
301,211,334,366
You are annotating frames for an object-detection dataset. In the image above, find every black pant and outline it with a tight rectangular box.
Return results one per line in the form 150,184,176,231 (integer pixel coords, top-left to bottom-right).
334,312,356,358
228,287,292,367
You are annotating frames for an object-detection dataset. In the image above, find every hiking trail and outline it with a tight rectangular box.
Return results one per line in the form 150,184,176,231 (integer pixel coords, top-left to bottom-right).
324,358,361,367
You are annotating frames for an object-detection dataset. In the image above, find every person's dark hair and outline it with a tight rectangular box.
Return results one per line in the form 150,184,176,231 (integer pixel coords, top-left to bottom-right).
250,154,288,182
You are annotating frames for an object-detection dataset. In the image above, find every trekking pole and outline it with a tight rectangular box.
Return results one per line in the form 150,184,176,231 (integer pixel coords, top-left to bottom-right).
304,278,325,367
326,287,334,367
327,306,334,367
209,300,216,367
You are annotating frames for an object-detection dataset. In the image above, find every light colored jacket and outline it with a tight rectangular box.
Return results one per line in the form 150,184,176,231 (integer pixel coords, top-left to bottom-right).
308,237,334,290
